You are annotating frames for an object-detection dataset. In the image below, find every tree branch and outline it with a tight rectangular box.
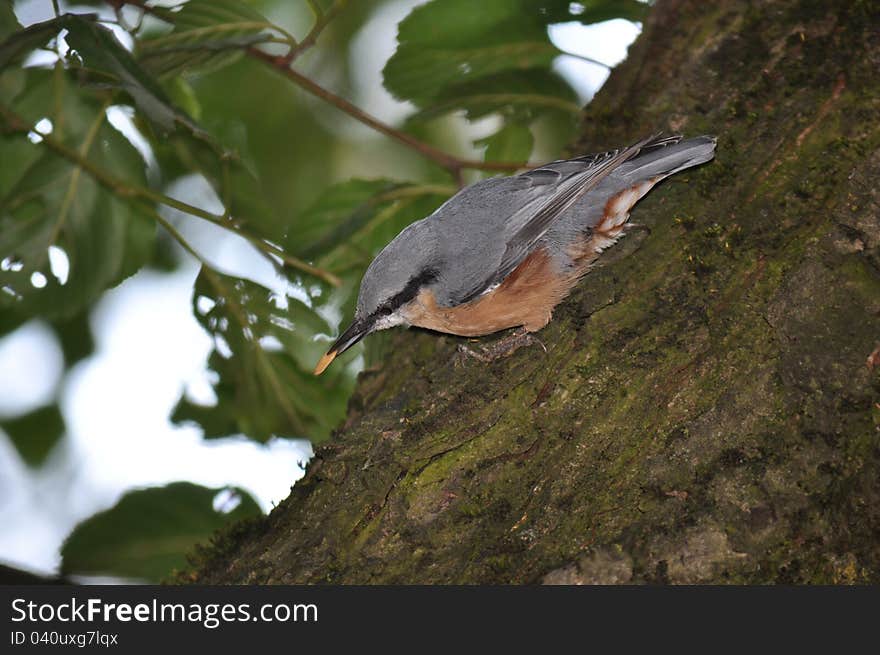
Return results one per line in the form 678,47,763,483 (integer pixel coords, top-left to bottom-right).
0,104,341,287
107,2,539,180
247,48,535,182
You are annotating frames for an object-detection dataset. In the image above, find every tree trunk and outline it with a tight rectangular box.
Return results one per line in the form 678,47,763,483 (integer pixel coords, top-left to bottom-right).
192,0,880,584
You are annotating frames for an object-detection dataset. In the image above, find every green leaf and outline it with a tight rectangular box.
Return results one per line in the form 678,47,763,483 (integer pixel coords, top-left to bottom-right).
172,268,355,443
139,0,278,78
60,482,262,581
284,179,452,269
156,127,285,244
51,310,95,366
478,122,534,163
383,0,560,108
0,66,25,109
0,404,64,468
0,13,58,69
63,15,198,134
0,117,40,199
320,192,452,276
0,3,22,42
0,14,202,135
409,69,581,123
383,0,642,120
166,76,202,121
286,179,400,257
0,68,155,327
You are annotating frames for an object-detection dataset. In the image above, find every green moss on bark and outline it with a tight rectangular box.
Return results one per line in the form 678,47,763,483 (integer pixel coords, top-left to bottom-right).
192,0,880,584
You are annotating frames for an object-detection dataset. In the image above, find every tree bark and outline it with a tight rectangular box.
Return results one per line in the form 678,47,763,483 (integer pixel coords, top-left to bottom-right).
193,0,880,584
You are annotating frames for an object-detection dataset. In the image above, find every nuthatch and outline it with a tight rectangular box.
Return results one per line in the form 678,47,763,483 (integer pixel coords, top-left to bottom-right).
314,134,716,375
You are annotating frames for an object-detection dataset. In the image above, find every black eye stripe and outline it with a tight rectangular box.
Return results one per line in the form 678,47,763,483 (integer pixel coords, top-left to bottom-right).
382,267,438,314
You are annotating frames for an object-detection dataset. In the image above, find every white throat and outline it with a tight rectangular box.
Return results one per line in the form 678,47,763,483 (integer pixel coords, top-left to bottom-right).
371,311,408,331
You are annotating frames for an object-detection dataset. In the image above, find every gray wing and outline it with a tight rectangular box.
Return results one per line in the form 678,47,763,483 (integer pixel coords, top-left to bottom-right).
487,134,670,298
433,134,675,305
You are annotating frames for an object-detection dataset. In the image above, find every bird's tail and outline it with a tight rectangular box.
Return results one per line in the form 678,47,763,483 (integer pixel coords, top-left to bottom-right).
563,134,717,269
621,134,717,181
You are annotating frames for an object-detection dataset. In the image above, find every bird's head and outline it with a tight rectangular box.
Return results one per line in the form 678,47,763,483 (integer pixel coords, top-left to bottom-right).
313,220,439,374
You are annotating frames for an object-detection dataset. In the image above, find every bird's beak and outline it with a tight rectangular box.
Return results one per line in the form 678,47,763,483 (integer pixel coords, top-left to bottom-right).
313,318,372,375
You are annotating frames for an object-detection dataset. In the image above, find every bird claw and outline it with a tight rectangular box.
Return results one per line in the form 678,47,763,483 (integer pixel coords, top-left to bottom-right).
454,328,546,366
454,344,493,365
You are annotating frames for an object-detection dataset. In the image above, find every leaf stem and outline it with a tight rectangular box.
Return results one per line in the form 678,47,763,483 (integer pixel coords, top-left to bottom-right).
285,0,348,64
50,98,112,247
149,203,209,265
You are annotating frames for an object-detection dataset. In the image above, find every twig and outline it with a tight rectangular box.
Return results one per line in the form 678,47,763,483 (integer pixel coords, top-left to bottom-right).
108,2,540,180
0,104,341,286
149,203,209,265
247,48,535,182
559,49,612,69
285,0,348,64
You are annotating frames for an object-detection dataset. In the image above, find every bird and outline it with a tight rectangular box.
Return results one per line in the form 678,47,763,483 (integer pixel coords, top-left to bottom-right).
313,133,717,375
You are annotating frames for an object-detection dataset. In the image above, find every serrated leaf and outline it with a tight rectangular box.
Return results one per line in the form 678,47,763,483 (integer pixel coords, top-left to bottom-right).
385,43,559,109
409,69,581,123
319,192,452,275
64,15,198,134
139,0,278,78
0,404,64,468
0,121,40,198
0,68,155,327
172,268,355,443
383,0,642,121
393,0,551,50
284,180,452,270
286,179,401,257
383,0,560,107
157,128,284,244
0,13,59,69
60,482,261,581
0,66,26,108
478,122,534,163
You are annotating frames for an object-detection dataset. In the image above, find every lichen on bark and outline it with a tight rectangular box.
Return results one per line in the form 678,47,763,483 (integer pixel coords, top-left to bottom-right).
190,0,880,584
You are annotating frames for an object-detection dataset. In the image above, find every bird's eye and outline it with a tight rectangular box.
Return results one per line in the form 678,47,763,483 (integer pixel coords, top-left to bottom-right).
378,306,393,316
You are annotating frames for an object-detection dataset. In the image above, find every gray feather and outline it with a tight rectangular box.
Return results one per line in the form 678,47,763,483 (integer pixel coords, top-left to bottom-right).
459,133,661,302
354,134,716,319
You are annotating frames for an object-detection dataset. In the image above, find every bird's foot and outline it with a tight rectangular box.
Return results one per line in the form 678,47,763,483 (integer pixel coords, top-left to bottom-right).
454,328,546,365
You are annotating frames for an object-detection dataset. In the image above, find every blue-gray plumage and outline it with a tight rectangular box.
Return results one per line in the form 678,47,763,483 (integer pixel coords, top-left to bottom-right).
314,134,716,374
